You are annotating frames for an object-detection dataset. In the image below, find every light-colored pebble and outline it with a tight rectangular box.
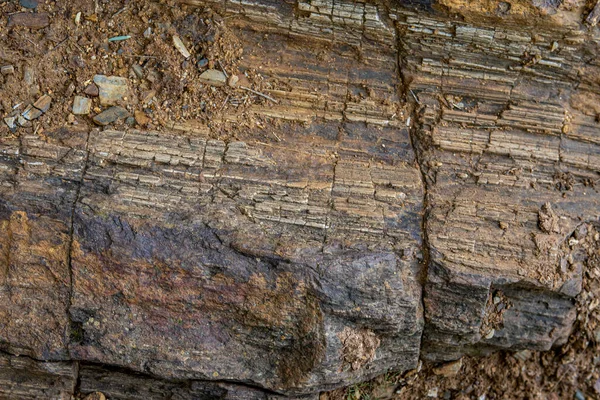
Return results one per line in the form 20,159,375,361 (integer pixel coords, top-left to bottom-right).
72,96,92,115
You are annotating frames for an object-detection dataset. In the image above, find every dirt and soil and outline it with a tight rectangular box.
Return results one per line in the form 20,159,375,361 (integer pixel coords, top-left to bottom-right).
2,1,600,399
0,0,275,141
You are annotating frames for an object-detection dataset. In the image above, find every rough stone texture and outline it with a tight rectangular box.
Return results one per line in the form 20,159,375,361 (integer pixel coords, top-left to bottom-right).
70,40,422,391
0,128,87,360
396,1,600,361
1,0,600,398
0,352,77,399
92,106,129,126
79,364,318,400
93,75,131,106
7,12,49,29
0,352,317,400
73,96,92,116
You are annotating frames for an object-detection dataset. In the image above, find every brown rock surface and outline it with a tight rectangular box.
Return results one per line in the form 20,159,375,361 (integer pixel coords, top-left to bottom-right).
0,128,87,360
0,0,599,398
0,352,77,399
397,2,600,361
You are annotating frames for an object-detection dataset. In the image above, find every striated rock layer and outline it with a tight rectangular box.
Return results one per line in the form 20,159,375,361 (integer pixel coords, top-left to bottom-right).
1,0,599,398
397,0,600,361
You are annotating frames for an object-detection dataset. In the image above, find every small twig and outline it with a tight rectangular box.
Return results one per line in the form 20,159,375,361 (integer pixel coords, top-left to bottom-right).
16,32,38,48
121,54,158,59
240,86,279,104
73,42,85,54
218,60,228,78
219,95,230,111
48,36,69,53
112,7,127,18
270,131,281,141
410,89,420,104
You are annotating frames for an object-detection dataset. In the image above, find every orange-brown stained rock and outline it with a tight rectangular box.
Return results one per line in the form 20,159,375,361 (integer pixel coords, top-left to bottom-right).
4,0,600,397
70,236,325,390
0,212,70,359
134,110,150,126
400,0,598,363
65,113,423,395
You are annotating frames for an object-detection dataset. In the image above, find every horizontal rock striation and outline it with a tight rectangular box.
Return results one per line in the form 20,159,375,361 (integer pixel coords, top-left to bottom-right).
397,0,600,360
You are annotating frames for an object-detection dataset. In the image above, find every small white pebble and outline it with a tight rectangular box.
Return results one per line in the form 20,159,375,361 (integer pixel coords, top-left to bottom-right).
173,35,191,58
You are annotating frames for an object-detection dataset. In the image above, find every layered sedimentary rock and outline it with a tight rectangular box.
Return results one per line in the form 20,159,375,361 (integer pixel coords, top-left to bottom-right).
0,352,77,399
2,0,424,396
68,124,423,395
397,0,600,360
1,0,600,398
0,129,87,360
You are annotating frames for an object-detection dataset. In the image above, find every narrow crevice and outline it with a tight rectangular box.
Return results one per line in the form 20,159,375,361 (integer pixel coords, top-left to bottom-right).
65,129,92,347
322,153,340,250
0,348,49,363
0,347,290,398
73,360,82,397
393,14,433,363
78,361,292,398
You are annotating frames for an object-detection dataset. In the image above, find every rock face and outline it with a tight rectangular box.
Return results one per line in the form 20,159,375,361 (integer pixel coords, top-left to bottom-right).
0,353,76,399
1,0,600,398
397,0,600,361
0,130,85,360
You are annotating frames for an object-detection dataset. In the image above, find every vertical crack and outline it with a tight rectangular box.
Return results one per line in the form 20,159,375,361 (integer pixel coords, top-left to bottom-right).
73,360,81,398
393,12,432,362
65,130,91,347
